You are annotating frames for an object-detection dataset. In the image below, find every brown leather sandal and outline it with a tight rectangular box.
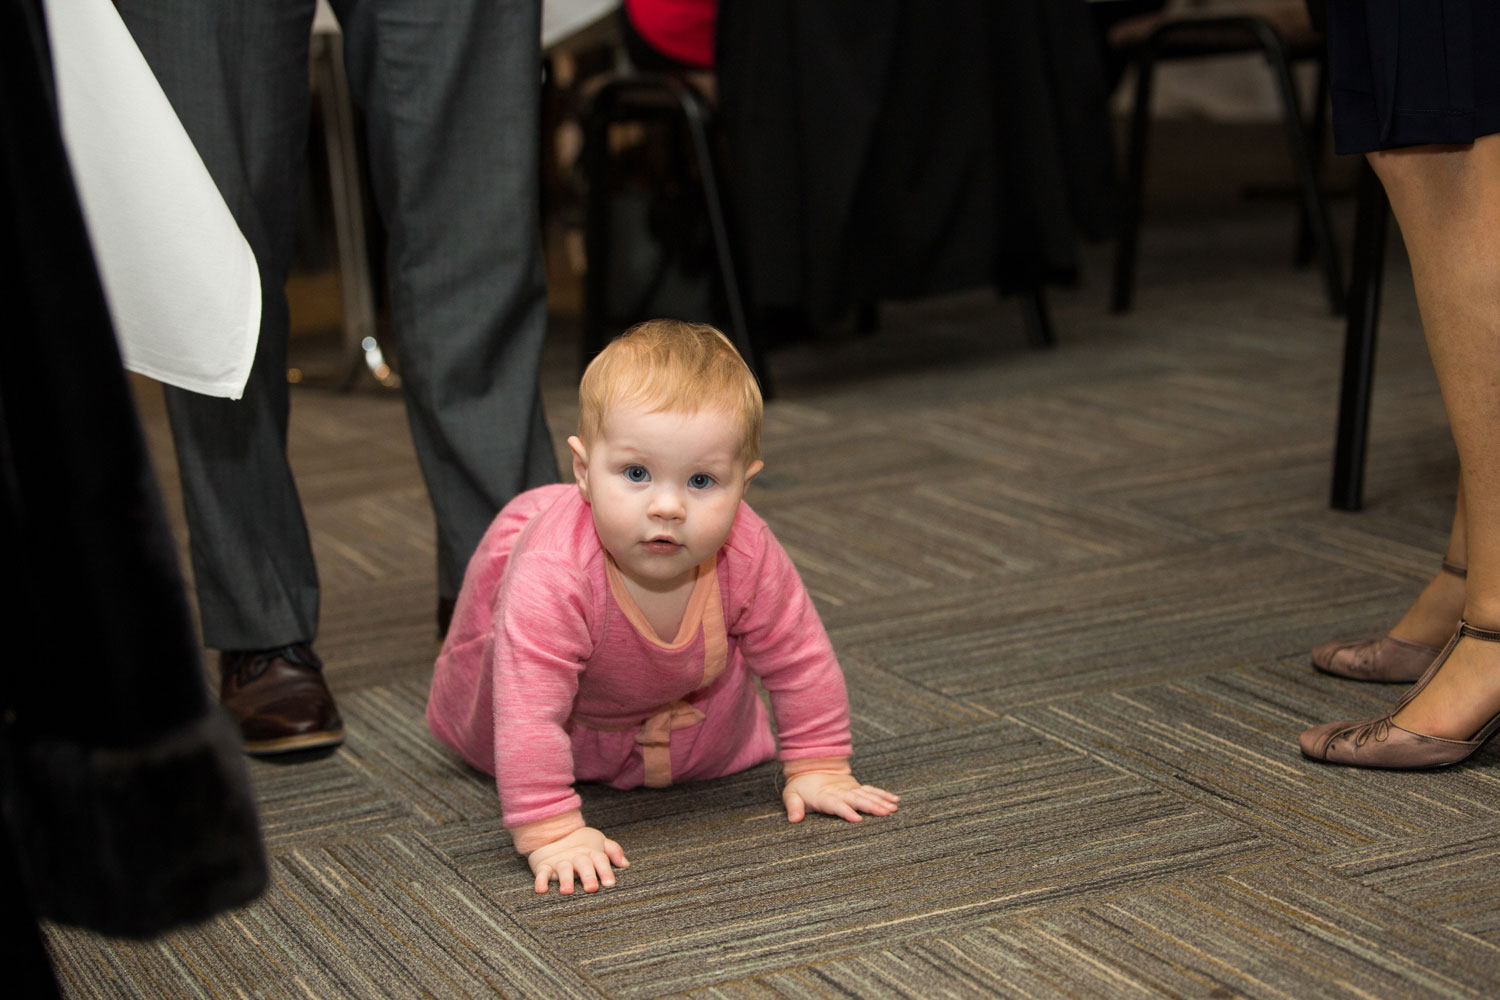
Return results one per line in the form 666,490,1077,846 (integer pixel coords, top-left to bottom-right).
1310,560,1466,683
1300,620,1500,769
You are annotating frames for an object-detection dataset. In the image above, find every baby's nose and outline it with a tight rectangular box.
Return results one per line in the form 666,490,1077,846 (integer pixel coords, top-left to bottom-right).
648,487,686,518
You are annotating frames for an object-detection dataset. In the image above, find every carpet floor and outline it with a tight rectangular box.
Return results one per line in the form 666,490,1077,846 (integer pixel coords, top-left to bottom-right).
42,195,1500,998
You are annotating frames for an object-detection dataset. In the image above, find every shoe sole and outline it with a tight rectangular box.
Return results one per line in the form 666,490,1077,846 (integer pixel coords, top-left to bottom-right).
243,728,345,756
1309,659,1425,683
1299,749,1466,770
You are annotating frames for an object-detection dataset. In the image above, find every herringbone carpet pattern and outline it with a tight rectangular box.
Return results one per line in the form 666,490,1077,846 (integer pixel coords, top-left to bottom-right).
42,196,1500,997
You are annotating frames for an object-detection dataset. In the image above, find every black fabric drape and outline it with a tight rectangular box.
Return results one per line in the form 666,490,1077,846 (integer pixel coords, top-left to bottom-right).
0,0,266,959
716,0,1118,326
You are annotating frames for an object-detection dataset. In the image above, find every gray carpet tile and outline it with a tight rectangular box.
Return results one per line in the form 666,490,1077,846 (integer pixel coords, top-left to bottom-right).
1065,439,1341,535
1264,518,1458,587
914,475,1209,559
284,393,430,507
665,860,1500,999
67,182,1500,997
905,373,1334,480
305,488,436,594
314,581,445,692
758,494,1009,607
1011,665,1500,853
1324,822,1500,945
743,422,972,498
334,681,505,827
1000,860,1500,999
839,650,1000,742
757,472,1205,609
46,832,607,1000
242,748,418,853
460,722,1289,997
824,541,1416,711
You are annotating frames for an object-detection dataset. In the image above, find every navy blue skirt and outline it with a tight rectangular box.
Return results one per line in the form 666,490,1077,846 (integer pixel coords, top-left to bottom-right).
1327,0,1500,154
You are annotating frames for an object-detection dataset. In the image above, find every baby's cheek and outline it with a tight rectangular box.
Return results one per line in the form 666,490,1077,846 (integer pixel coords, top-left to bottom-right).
713,501,745,541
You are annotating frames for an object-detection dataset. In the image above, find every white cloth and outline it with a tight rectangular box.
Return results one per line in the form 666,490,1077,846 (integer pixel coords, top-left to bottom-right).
542,0,619,51
43,0,261,399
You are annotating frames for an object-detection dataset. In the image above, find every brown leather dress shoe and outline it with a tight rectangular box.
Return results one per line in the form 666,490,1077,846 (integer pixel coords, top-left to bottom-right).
1300,621,1500,769
220,643,344,755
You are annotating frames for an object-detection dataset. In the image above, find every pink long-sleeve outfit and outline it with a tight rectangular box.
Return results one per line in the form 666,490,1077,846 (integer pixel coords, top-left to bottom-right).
426,483,852,830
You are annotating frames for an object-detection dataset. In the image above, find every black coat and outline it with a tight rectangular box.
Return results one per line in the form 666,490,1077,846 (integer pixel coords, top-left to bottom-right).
0,0,266,983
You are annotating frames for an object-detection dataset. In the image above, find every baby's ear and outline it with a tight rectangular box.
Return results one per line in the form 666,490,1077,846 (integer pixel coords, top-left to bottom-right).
743,459,764,490
568,436,591,501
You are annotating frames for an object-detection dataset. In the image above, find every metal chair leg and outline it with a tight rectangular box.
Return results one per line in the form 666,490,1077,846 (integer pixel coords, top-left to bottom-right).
1021,287,1055,348
1111,41,1157,314
1294,55,1330,268
1114,17,1344,317
1260,28,1344,315
1330,161,1389,511
581,89,612,372
310,29,383,390
579,75,771,395
670,82,768,397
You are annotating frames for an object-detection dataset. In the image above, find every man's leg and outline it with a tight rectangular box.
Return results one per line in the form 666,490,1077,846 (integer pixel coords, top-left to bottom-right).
120,0,320,650
334,0,558,631
120,0,342,753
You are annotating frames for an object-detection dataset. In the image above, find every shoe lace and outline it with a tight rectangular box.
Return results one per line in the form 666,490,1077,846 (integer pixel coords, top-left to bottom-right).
224,643,322,683
1352,718,1390,747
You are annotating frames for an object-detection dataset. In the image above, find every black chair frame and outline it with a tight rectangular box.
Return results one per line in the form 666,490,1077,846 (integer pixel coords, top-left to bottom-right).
581,72,769,395
1329,160,1390,510
1112,13,1345,317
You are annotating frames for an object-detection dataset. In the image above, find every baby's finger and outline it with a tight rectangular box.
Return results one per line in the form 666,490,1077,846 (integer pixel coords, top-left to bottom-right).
591,851,616,888
604,838,630,869
826,797,863,823
557,860,576,895
864,785,901,804
534,864,554,894
852,788,899,815
576,858,601,894
784,791,806,823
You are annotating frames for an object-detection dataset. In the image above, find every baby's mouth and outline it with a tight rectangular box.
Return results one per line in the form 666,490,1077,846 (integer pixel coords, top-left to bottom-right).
643,536,681,553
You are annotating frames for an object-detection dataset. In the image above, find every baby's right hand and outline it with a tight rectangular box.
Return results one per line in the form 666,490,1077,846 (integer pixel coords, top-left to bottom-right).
527,827,629,895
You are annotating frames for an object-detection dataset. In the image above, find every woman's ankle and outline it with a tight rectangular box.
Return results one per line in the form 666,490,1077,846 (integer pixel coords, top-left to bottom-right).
1392,629,1500,740
1461,602,1500,632
1390,567,1467,646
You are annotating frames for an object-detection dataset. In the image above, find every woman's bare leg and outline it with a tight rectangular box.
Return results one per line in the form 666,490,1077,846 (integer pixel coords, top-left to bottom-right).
1367,135,1500,739
1388,479,1466,647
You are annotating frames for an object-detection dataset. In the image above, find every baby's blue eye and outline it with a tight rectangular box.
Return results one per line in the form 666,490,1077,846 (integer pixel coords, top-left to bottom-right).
624,465,649,483
688,473,715,490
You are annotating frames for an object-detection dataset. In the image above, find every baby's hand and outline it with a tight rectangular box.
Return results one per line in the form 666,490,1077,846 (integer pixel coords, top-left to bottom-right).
783,771,900,823
527,827,629,895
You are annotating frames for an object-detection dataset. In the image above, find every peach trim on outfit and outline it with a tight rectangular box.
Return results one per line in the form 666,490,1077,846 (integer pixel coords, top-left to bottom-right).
604,553,715,648
577,556,728,787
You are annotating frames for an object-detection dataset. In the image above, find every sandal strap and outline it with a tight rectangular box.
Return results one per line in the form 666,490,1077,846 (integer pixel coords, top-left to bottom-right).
1393,623,1478,713
1458,620,1500,643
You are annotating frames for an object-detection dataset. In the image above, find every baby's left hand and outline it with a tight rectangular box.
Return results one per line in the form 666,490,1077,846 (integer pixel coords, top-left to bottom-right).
783,771,900,823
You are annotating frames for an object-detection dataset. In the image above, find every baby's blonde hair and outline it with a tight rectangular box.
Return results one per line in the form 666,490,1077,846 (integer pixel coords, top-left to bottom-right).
578,320,763,463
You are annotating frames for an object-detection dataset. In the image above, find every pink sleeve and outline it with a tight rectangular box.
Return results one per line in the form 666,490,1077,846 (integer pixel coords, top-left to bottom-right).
730,524,853,762
493,552,596,829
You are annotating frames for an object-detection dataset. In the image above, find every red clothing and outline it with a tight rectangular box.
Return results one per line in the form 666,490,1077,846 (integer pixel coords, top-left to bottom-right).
427,484,853,829
624,0,716,69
